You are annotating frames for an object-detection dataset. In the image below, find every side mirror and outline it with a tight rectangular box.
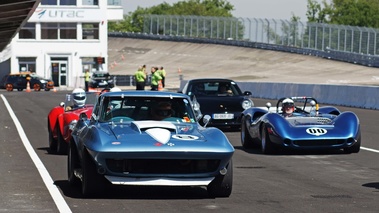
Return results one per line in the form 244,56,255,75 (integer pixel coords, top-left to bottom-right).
202,115,211,127
244,91,252,96
266,102,272,111
59,102,65,107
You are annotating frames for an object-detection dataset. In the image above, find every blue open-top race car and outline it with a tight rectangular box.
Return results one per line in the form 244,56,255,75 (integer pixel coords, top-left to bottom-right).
69,91,234,198
240,96,361,154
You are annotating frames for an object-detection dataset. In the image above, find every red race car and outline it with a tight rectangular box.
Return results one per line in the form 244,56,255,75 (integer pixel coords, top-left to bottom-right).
47,88,99,154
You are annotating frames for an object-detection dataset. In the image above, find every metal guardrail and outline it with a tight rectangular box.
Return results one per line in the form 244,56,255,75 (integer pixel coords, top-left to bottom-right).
113,74,151,87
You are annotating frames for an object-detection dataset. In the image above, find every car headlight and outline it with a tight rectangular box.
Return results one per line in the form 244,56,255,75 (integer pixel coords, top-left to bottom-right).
242,99,253,109
68,120,78,131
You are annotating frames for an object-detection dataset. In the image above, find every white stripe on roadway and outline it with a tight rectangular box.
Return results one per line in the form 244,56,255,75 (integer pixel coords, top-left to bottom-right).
1,94,71,213
360,146,379,153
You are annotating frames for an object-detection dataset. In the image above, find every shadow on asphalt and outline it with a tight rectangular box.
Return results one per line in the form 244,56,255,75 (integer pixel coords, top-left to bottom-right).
54,180,213,200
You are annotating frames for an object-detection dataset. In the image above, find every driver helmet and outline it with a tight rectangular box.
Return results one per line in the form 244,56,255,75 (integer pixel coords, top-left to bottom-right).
72,88,86,107
282,98,295,114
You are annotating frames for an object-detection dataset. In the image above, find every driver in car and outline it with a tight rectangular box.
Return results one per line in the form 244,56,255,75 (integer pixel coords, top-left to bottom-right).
151,101,173,120
281,98,295,118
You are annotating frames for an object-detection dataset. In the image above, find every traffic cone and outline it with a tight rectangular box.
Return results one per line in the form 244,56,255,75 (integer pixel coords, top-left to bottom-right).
26,81,31,92
158,80,163,91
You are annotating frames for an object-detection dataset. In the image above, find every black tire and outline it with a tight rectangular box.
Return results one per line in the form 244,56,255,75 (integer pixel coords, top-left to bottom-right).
207,160,233,198
57,128,68,155
48,121,57,154
68,140,81,186
261,125,275,154
241,116,254,149
81,149,106,197
344,133,361,154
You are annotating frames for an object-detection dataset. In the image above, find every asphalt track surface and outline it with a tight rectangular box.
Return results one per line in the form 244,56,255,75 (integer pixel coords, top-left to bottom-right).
1,90,379,213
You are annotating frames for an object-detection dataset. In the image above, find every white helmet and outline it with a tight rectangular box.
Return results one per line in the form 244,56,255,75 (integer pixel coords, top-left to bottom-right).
282,98,295,114
72,88,86,107
110,87,121,92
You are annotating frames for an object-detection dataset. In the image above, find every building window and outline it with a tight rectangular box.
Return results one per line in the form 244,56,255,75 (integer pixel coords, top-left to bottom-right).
19,23,36,39
41,0,57,5
108,0,121,6
19,57,36,73
41,0,76,5
82,0,98,5
82,23,99,39
60,23,77,39
41,23,77,40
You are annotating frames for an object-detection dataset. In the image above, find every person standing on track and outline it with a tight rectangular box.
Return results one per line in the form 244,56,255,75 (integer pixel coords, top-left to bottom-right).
150,66,162,91
134,66,146,90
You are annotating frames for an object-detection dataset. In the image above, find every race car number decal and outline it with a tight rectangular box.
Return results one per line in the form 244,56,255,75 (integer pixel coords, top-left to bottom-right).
172,134,199,140
306,128,327,136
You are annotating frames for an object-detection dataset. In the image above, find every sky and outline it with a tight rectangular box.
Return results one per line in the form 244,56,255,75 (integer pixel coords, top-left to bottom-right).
121,0,320,21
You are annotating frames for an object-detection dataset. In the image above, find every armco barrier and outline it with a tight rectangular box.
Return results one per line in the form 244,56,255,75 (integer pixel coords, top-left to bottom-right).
237,82,379,110
179,80,379,110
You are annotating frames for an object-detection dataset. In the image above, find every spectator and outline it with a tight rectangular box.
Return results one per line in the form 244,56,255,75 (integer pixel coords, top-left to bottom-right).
134,66,146,90
84,69,90,92
150,66,162,91
159,66,166,88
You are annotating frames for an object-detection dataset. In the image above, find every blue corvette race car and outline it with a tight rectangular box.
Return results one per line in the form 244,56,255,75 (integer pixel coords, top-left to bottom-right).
240,97,361,154
69,91,234,197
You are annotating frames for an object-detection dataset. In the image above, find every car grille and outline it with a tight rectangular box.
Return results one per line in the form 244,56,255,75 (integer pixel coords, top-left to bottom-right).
293,139,345,147
106,159,220,174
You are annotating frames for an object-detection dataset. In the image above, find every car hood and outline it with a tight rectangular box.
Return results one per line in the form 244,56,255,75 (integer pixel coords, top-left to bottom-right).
106,121,206,143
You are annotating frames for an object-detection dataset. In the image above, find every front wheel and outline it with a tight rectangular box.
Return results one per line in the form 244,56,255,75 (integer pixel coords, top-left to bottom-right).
48,121,57,154
33,83,41,91
207,160,233,198
344,133,361,154
5,84,13,91
241,116,254,149
81,149,106,197
261,125,275,154
57,128,68,155
68,140,80,186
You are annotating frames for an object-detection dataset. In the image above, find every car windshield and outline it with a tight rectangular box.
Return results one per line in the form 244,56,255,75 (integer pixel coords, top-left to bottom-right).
99,96,197,123
29,73,45,79
92,72,110,78
64,92,99,111
189,81,242,97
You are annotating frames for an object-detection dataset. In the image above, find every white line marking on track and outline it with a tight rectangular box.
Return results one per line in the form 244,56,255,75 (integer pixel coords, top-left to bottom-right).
361,146,379,153
1,94,72,213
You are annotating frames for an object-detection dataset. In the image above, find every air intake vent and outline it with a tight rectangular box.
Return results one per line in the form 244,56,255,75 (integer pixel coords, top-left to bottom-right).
306,128,327,136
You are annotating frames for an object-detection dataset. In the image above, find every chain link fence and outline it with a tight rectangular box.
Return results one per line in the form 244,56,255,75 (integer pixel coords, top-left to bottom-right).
123,14,378,67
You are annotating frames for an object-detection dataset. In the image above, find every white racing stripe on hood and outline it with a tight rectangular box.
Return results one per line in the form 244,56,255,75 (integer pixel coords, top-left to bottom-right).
132,120,177,131
145,128,171,144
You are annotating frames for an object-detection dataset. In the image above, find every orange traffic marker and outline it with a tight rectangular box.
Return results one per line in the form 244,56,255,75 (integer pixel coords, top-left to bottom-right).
158,80,163,91
26,81,31,92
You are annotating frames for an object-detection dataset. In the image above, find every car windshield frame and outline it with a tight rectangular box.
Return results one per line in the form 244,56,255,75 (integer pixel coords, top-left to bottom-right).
98,96,197,124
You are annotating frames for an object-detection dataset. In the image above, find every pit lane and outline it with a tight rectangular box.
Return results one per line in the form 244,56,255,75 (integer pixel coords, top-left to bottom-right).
1,91,379,213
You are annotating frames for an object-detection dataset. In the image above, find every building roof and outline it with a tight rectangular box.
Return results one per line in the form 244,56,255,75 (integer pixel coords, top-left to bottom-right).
0,0,40,52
